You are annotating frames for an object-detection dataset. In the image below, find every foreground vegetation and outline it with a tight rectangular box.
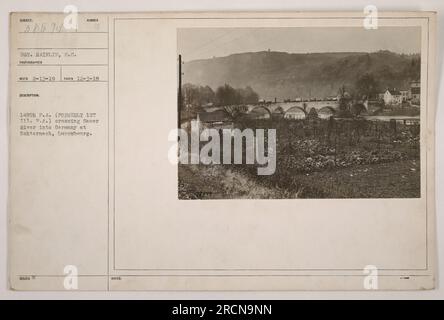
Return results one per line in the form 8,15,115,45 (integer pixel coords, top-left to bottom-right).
178,117,420,199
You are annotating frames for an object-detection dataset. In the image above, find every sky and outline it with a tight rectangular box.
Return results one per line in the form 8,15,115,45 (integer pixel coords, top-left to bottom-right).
178,27,421,62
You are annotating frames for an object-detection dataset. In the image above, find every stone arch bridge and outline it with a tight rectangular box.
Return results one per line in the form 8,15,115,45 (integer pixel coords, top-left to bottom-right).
246,100,340,118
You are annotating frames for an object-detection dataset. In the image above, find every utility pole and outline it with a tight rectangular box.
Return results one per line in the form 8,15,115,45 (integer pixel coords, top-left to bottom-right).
177,54,182,130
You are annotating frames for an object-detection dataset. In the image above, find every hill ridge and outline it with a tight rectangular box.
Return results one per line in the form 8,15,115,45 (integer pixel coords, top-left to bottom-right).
182,50,420,100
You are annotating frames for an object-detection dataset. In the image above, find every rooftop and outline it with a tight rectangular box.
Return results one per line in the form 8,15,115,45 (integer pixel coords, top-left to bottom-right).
387,88,401,96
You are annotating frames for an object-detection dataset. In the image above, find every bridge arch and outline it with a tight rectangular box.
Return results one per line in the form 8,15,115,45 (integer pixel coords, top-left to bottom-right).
283,106,307,120
318,106,336,119
318,106,336,113
248,106,272,119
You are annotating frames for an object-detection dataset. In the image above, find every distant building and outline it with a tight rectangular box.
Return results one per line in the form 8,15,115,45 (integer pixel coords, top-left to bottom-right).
410,80,420,103
383,88,403,105
400,90,410,101
377,80,420,106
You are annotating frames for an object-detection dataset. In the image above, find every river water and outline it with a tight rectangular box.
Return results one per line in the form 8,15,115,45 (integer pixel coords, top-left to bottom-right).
363,115,420,122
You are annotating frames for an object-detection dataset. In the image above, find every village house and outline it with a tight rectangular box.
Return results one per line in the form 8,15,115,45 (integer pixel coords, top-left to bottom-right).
410,80,420,104
383,88,403,105
400,90,410,101
377,80,420,106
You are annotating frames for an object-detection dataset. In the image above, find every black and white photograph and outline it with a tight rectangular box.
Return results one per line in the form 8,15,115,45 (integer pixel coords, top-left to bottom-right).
178,27,422,199
3,7,440,296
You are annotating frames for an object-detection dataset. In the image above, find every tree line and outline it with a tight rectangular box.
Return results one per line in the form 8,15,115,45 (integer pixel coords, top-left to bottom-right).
182,83,259,107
